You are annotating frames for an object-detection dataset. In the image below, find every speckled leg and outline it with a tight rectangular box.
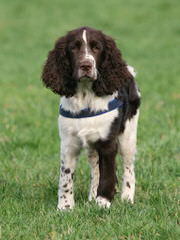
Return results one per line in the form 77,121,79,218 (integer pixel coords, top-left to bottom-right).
119,110,139,203
57,136,81,210
88,148,99,201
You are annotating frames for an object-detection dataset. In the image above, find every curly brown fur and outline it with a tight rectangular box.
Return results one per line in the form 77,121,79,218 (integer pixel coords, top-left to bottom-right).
92,34,133,96
42,36,77,97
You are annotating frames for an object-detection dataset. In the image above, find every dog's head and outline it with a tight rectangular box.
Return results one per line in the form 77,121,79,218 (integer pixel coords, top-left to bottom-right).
42,26,135,97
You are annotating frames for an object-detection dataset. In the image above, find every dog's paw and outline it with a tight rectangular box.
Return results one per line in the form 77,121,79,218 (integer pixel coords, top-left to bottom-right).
121,179,135,204
96,196,111,208
121,190,134,204
57,197,74,211
57,203,74,211
88,189,97,202
88,194,94,202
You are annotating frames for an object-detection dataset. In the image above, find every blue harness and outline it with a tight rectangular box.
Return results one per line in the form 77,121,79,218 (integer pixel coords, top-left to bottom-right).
59,98,123,119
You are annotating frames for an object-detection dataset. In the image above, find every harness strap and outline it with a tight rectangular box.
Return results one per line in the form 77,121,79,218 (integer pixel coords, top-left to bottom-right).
59,98,123,119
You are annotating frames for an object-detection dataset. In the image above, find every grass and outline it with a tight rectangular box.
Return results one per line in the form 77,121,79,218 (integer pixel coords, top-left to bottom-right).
0,0,179,239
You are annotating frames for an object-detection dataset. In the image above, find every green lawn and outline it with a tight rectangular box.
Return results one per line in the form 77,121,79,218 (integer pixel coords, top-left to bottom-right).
0,0,179,239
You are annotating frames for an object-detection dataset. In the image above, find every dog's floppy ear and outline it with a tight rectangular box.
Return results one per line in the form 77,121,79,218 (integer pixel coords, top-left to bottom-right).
42,36,76,97
93,34,138,97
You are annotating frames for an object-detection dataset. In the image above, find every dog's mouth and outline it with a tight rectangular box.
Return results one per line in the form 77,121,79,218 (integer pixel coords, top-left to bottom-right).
78,75,94,82
77,68,97,82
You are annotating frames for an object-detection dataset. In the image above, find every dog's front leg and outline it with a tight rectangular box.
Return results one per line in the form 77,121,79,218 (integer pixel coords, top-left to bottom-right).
57,136,81,210
95,140,117,208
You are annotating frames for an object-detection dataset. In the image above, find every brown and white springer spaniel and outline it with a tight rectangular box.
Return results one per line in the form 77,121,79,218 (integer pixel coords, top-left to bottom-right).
42,26,141,210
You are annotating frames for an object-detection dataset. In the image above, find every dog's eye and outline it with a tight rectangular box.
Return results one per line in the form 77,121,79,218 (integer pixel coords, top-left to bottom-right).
70,41,81,51
90,41,101,51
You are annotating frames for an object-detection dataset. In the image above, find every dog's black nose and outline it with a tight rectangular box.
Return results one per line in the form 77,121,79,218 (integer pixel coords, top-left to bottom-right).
80,61,92,72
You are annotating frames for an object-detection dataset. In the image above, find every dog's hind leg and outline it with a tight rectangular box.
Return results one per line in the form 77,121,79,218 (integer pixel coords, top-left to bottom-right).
87,148,99,201
119,110,139,203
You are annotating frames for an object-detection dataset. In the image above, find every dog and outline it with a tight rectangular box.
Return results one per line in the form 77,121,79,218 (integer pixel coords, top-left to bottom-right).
42,26,141,210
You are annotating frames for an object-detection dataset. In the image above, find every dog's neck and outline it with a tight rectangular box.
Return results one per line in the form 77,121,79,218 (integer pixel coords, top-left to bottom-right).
61,80,117,113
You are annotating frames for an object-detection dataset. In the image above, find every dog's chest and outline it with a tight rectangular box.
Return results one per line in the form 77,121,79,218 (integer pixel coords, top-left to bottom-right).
59,109,118,146
59,91,119,146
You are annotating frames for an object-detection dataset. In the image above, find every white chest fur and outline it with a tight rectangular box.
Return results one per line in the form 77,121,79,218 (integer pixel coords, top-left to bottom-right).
58,86,118,147
59,109,118,147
